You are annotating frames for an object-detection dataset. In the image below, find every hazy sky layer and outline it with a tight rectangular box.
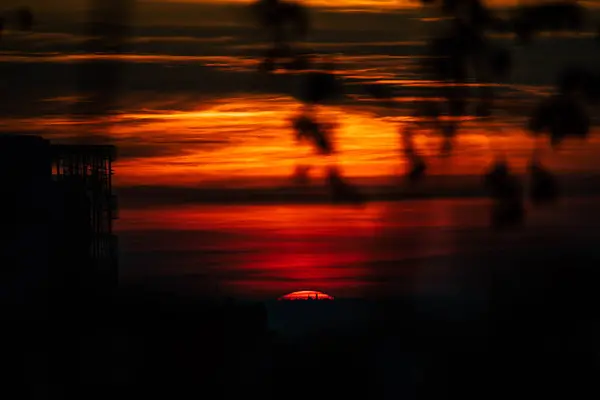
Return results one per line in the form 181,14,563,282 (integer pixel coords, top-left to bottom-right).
4,1,422,28
5,0,599,30
2,0,600,197
2,0,600,193
9,0,600,11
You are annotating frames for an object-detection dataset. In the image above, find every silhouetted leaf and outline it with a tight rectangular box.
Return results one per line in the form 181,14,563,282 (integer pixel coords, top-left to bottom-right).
265,45,293,60
529,160,559,205
365,83,394,100
418,101,442,119
299,71,342,105
557,67,592,94
259,57,277,73
440,133,455,156
489,47,512,78
483,160,522,200
529,95,590,146
252,0,311,74
15,7,34,31
283,53,312,71
447,87,469,116
475,86,494,117
514,18,534,44
491,199,525,229
253,0,309,41
258,46,293,72
512,2,584,44
292,164,312,185
327,166,367,205
291,114,334,155
407,156,427,183
474,101,492,117
556,67,600,103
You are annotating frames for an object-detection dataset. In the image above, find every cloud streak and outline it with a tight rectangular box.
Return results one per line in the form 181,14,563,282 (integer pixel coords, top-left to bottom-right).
2,6,599,200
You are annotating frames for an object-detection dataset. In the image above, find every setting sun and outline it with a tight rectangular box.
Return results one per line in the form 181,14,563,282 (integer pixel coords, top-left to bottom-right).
278,290,335,300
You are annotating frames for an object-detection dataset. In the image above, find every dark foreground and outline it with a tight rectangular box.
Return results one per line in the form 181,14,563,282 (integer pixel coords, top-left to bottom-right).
3,244,600,400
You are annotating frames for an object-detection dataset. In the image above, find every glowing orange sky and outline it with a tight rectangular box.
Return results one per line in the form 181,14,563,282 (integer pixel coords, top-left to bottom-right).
7,94,600,188
2,0,600,189
157,0,523,8
5,0,599,302
151,0,600,11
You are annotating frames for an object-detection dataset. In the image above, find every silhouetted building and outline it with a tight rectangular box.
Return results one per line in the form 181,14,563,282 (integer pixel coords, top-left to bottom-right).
0,135,52,317
0,135,118,317
50,143,118,307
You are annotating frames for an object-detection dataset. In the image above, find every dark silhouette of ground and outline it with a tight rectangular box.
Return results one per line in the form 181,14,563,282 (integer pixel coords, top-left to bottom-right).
28,266,597,400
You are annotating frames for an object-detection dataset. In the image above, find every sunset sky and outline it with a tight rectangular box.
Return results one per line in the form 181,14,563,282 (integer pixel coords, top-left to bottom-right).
8,0,600,17
2,0,600,298
1,0,599,195
1,0,598,194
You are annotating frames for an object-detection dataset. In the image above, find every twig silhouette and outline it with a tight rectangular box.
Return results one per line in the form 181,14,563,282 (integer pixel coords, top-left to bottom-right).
250,0,596,217
0,6,34,40
512,1,584,44
252,0,369,204
252,0,311,73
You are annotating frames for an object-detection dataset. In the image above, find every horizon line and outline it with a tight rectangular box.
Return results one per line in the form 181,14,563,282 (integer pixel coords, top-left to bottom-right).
116,172,600,207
